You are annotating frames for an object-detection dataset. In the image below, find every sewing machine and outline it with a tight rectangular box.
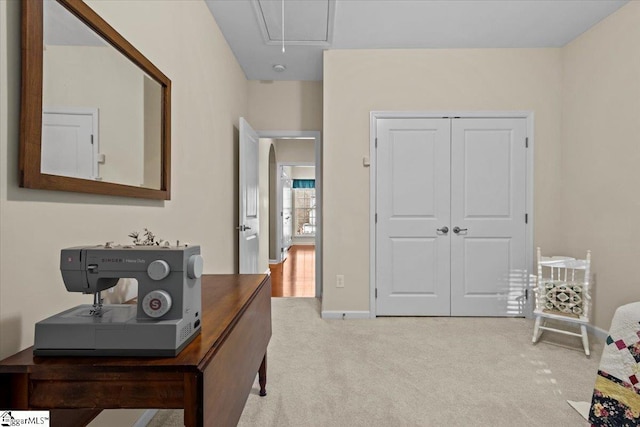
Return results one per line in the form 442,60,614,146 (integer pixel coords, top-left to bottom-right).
33,243,203,356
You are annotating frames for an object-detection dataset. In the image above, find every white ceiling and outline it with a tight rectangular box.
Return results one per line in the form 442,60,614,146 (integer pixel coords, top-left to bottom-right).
205,0,628,81
44,0,105,47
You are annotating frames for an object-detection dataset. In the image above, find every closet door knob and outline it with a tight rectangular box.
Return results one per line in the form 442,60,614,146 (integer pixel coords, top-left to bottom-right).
437,226,449,234
453,226,468,234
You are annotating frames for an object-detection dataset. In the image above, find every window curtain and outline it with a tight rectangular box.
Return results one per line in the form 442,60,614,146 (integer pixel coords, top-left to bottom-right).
292,179,315,189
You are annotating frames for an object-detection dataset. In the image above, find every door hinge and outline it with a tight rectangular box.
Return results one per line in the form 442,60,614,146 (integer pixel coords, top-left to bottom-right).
525,213,528,224
525,289,529,300
525,137,528,148
90,134,94,145
375,288,378,298
375,137,378,148
375,213,378,223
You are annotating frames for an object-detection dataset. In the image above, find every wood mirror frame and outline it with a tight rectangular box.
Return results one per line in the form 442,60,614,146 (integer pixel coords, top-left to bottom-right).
20,0,171,200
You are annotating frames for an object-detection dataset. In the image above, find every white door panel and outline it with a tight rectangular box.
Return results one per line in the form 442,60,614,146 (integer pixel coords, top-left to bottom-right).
390,237,438,294
376,118,451,316
450,118,527,316
239,118,260,274
462,134,512,217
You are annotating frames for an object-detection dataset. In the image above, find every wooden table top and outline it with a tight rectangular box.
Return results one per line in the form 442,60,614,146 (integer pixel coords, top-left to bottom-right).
0,274,269,373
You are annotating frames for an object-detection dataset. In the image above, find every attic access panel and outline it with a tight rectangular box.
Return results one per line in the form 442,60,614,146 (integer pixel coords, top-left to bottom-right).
253,0,334,45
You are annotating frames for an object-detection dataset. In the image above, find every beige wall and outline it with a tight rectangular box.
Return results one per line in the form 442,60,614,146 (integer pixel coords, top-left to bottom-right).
323,48,564,313
248,81,323,130
0,0,248,362
292,166,315,179
275,138,315,163
561,2,640,329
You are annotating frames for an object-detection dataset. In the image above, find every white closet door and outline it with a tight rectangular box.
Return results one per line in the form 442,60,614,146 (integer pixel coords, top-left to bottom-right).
376,118,451,315
450,118,527,316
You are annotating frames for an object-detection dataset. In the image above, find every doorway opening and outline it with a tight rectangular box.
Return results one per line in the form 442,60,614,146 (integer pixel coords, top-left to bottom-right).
257,131,322,298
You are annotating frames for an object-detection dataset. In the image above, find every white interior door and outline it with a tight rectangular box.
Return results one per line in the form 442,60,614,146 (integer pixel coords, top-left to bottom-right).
282,172,293,255
41,110,97,179
375,116,528,317
376,118,451,315
239,117,260,274
450,118,527,316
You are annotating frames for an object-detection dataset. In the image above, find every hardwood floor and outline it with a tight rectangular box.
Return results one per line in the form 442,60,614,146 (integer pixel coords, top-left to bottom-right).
269,245,315,297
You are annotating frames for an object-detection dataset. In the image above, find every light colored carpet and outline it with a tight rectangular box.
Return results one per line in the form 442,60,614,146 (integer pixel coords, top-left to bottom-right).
148,298,600,427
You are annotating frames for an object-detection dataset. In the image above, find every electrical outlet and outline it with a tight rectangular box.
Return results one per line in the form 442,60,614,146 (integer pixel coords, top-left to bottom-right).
336,274,345,288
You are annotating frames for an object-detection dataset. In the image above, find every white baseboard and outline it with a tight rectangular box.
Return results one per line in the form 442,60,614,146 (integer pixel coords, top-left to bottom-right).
588,324,609,342
133,410,158,427
321,311,370,319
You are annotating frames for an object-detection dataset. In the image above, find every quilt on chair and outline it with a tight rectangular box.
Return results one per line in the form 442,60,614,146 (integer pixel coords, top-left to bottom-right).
590,302,640,426
539,280,585,317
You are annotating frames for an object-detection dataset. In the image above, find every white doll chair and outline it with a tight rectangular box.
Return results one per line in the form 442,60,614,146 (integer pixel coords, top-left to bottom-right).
532,247,592,356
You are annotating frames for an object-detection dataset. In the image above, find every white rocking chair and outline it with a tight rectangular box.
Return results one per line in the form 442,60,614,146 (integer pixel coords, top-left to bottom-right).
532,247,592,356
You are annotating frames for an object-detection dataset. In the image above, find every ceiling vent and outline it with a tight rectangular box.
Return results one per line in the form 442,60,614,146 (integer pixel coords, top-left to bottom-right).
252,0,335,46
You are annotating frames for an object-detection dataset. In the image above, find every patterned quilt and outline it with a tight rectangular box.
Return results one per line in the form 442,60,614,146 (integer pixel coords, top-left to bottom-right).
590,302,640,426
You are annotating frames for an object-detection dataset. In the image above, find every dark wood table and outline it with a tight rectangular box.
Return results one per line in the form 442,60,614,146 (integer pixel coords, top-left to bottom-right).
0,274,272,427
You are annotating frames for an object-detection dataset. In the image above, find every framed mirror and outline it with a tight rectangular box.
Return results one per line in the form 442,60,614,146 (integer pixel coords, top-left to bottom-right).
20,0,171,200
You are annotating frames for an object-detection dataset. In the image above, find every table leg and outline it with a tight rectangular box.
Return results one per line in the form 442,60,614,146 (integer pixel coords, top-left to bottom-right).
258,353,267,397
1,373,28,408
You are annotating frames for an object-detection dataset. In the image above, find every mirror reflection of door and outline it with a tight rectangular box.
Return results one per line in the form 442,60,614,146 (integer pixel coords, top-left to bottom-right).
41,108,98,180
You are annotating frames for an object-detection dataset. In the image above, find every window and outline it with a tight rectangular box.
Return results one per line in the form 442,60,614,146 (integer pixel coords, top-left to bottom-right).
293,188,316,236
